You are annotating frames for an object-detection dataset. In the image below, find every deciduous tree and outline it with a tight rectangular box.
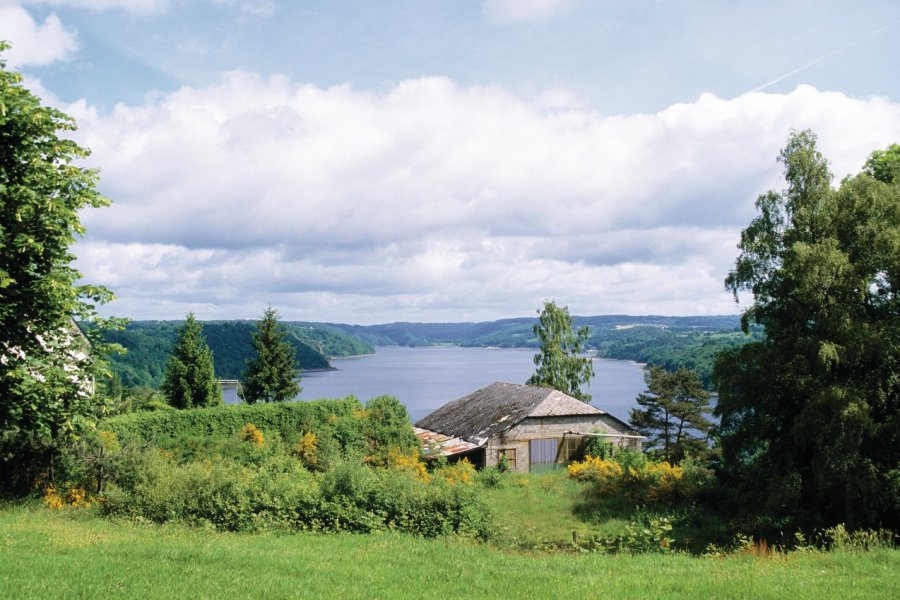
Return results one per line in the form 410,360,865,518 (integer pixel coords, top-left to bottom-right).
162,313,222,409
629,366,712,464
240,306,300,404
527,300,594,402
0,44,117,487
714,130,900,530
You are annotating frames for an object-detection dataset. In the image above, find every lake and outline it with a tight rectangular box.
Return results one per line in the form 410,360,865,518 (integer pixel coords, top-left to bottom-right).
224,345,647,423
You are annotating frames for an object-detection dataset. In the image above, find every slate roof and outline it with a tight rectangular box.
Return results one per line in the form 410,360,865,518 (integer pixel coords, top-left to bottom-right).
415,382,606,446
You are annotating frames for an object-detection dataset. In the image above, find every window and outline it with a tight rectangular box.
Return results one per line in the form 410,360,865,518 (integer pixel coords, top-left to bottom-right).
497,448,517,470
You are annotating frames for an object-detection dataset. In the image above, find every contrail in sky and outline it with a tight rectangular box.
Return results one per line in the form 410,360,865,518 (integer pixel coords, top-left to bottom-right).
748,20,900,94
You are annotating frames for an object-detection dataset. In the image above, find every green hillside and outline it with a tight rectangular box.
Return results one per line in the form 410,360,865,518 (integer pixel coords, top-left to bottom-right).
327,315,755,388
103,321,374,388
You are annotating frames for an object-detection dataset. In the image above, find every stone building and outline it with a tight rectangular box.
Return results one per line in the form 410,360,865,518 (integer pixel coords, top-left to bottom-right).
415,382,641,473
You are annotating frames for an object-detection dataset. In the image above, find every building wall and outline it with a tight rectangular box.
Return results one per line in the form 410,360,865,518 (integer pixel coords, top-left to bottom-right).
483,415,641,473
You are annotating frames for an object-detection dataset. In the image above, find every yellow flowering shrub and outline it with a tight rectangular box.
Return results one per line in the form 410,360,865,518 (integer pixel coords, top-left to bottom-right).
569,455,700,504
567,456,624,482
43,485,90,509
385,447,430,481
645,461,688,505
239,423,265,446
293,431,318,467
435,458,475,485
43,486,64,509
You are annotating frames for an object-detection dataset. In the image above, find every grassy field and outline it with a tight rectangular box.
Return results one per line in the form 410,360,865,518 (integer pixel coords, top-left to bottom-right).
478,469,726,551
2,502,898,599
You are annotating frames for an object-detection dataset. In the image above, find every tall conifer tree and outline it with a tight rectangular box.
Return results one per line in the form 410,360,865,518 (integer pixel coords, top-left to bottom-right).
240,306,300,404
162,313,222,408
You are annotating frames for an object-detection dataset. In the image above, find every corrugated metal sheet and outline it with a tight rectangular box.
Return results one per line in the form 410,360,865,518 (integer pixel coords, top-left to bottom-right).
414,427,480,457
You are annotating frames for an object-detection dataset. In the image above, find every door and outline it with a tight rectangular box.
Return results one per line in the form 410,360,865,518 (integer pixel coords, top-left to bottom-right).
529,438,559,473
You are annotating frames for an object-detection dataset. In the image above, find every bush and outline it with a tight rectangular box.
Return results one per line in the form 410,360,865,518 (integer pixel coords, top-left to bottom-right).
568,453,709,506
100,446,491,538
100,397,363,445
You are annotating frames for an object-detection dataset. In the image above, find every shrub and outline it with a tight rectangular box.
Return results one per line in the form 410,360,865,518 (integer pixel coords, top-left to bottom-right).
568,453,707,506
100,397,363,446
292,431,318,468
434,458,476,486
239,423,265,446
100,447,491,539
568,456,623,483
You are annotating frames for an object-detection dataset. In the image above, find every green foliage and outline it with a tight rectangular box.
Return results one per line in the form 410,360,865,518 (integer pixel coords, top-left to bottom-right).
630,366,713,463
99,397,363,446
240,306,300,404
0,45,118,487
362,395,419,456
864,142,900,185
101,320,367,389
527,300,594,401
587,515,675,554
161,314,222,409
98,437,489,537
714,131,900,530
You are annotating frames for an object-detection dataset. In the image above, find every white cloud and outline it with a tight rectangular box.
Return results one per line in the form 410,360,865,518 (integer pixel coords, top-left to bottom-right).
0,4,78,67
483,0,586,24
66,75,900,323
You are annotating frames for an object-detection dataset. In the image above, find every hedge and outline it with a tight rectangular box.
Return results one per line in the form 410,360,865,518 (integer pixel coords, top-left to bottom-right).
100,397,363,445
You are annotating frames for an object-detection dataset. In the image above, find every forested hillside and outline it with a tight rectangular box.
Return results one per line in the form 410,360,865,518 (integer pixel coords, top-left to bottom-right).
327,315,754,388
104,321,374,388
103,315,752,390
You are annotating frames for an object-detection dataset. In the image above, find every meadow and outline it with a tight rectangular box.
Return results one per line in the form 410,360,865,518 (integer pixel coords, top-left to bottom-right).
2,502,898,599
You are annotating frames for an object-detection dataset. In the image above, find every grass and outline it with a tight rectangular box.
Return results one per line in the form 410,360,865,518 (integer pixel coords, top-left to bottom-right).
479,468,630,547
478,469,726,551
2,502,898,599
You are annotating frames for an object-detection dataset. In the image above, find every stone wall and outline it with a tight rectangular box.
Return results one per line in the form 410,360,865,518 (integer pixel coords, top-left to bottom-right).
484,415,641,473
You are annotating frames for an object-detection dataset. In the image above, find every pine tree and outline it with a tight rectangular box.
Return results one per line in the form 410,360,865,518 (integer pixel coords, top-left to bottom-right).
240,306,300,404
162,313,222,409
629,366,713,464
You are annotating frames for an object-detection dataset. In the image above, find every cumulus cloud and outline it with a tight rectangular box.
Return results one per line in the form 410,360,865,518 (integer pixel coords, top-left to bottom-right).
0,4,78,67
66,75,900,323
483,0,586,24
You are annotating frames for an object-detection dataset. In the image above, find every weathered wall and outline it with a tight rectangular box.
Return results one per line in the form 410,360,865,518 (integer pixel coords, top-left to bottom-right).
483,415,641,473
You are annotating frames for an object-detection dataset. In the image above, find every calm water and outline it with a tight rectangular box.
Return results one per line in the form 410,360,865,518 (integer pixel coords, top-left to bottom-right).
224,346,647,423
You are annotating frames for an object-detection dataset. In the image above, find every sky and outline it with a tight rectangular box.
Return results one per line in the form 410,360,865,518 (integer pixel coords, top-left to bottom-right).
2,0,899,325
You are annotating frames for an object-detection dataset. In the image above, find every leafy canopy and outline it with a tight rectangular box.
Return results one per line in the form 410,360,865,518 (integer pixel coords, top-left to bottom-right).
240,306,300,404
714,130,900,530
527,300,594,402
162,313,222,409
0,43,117,483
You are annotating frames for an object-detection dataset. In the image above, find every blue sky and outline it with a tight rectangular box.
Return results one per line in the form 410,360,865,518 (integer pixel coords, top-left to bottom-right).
2,0,900,323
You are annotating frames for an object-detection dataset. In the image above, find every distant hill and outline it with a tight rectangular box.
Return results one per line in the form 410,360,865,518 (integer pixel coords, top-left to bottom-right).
325,314,755,388
104,321,375,388
103,315,755,390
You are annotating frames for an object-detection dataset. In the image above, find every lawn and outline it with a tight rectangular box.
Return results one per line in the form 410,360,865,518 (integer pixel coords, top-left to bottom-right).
2,502,897,599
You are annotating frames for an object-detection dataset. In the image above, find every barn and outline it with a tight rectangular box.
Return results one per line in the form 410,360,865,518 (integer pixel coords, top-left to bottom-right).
414,382,642,473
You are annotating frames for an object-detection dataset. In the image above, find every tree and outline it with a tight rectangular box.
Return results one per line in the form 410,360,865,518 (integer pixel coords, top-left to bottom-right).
864,142,900,184
629,366,712,464
713,130,900,530
0,44,117,487
527,300,594,402
239,306,300,404
162,313,222,409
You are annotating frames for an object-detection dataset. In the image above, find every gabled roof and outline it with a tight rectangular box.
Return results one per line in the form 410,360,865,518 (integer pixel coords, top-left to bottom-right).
415,382,604,446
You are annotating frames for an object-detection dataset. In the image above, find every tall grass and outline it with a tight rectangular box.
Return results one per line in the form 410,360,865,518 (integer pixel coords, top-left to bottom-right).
1,503,897,599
